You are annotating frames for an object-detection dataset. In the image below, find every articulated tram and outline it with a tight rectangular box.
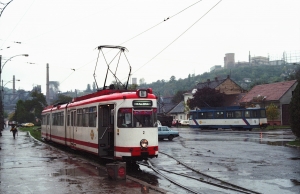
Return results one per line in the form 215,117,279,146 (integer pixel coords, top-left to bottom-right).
189,106,268,131
41,45,158,162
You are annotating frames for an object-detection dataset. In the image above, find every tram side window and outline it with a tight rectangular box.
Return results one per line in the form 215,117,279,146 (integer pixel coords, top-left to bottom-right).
83,108,88,127
199,112,207,119
207,112,214,119
234,111,242,118
244,110,251,118
252,110,258,118
215,111,224,119
260,109,266,118
226,111,234,118
88,106,97,127
77,109,83,126
189,112,196,119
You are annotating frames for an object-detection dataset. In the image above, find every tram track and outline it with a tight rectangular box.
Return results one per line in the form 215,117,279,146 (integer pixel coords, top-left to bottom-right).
137,151,261,194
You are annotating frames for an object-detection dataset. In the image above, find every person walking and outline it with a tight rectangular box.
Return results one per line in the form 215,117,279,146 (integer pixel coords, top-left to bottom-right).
10,123,18,139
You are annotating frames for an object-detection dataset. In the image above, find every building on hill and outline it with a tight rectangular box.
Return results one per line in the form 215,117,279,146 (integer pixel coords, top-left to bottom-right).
210,65,223,72
239,80,298,125
168,75,246,121
224,53,235,69
251,56,269,66
194,75,246,95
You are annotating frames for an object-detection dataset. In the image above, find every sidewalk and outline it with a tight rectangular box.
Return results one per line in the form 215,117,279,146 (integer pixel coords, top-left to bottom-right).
0,127,166,194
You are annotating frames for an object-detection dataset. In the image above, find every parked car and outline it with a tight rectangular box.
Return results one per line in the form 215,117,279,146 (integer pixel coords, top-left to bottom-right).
179,120,189,126
158,126,179,141
23,123,34,127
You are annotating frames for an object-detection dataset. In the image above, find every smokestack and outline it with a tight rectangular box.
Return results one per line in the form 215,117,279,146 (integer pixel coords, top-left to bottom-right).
13,75,15,94
46,63,49,104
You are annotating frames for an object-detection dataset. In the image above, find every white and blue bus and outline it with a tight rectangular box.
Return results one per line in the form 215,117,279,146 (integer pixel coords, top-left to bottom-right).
189,106,268,131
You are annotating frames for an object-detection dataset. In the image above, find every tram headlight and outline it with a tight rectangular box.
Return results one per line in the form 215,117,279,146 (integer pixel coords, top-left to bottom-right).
140,139,148,149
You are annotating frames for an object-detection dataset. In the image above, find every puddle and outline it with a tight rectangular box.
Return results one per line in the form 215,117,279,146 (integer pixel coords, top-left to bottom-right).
59,178,80,184
291,179,300,185
289,157,300,160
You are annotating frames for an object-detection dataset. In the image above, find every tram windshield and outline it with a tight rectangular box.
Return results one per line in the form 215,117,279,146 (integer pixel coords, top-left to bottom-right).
117,108,157,128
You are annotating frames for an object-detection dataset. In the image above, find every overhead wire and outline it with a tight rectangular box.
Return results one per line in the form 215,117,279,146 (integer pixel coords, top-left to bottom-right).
0,0,35,49
118,0,203,46
132,0,223,75
74,1,204,74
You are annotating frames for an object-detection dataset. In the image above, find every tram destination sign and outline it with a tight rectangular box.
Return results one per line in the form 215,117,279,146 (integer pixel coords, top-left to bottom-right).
133,100,152,107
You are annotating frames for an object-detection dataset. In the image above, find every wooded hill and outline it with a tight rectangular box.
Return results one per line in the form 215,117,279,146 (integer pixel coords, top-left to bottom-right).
140,64,299,97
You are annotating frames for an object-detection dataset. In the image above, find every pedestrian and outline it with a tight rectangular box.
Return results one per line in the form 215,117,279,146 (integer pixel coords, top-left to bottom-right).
176,120,179,128
10,123,18,139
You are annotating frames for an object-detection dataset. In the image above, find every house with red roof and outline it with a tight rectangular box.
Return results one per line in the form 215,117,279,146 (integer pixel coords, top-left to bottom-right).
239,80,298,125
170,75,247,121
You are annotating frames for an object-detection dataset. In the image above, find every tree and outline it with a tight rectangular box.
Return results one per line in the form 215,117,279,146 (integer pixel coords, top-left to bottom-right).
188,87,225,109
53,94,73,104
289,79,300,138
11,91,48,125
172,90,187,104
266,103,279,128
169,75,176,82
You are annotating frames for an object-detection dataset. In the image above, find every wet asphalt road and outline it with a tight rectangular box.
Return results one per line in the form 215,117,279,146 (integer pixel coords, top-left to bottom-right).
1,126,299,194
0,127,165,194
146,128,300,194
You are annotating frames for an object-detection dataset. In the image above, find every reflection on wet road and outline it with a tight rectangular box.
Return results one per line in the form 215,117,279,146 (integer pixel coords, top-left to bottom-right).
0,129,162,194
148,128,300,194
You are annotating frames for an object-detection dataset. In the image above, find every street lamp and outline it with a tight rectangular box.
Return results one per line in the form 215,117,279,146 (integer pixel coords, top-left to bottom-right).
3,79,20,89
2,79,20,99
0,54,28,130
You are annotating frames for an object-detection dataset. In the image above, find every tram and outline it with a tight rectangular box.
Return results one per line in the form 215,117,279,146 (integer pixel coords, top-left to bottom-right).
189,106,268,131
41,45,158,162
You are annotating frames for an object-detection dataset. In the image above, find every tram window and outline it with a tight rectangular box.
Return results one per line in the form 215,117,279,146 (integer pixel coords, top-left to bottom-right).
77,109,83,126
52,112,63,126
199,112,207,119
89,106,96,127
245,111,251,118
260,110,266,117
252,110,258,118
82,108,87,127
117,108,132,128
234,111,242,118
102,106,109,127
133,110,155,128
207,112,214,119
226,111,234,118
215,111,224,118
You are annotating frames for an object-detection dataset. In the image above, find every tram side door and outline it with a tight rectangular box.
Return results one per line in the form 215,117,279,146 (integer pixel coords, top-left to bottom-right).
46,114,51,141
70,110,76,148
98,104,114,156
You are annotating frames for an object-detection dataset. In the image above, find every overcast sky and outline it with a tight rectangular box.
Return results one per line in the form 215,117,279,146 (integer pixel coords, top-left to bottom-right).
0,0,299,93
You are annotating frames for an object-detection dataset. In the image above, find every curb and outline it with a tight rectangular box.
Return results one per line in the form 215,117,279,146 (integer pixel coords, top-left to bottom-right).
26,131,169,194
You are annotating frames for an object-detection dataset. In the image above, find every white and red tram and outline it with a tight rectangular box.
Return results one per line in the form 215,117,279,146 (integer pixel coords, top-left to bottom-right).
41,45,158,162
41,88,158,161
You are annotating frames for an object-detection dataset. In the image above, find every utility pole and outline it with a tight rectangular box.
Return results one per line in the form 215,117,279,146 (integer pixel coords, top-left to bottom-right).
0,55,3,130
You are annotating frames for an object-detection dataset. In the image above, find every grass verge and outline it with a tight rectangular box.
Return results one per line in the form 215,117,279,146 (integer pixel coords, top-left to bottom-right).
18,126,42,141
287,139,300,147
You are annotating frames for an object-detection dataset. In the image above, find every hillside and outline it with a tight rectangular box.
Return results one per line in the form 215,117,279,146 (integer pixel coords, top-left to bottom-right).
141,64,298,97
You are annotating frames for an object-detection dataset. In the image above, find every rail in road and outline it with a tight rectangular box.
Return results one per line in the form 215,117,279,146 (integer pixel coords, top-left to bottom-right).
138,151,261,194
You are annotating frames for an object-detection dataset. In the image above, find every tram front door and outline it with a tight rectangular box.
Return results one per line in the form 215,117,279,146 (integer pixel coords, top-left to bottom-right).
98,104,114,157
